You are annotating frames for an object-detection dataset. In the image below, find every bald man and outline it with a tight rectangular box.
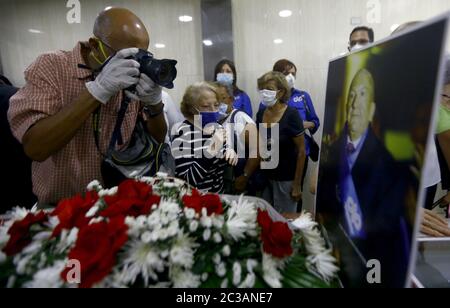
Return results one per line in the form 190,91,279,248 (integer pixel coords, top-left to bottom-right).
8,7,167,205
317,69,409,287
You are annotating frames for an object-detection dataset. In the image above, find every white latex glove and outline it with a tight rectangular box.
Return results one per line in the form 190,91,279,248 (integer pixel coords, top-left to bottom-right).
125,73,162,106
206,128,226,157
224,148,238,166
86,48,140,104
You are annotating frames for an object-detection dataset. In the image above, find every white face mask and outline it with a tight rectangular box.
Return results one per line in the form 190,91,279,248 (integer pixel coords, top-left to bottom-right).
216,73,234,85
350,43,368,52
259,89,278,107
286,73,296,89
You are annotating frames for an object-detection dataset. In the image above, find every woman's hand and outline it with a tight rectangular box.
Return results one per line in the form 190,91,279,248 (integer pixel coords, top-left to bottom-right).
303,121,315,130
206,128,226,157
224,148,238,166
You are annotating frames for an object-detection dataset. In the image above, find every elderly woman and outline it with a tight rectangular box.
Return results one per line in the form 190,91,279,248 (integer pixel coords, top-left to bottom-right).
215,82,259,193
171,82,237,193
256,71,306,213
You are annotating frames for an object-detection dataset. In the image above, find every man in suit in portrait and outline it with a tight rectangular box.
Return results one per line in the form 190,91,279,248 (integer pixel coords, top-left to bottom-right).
317,68,410,288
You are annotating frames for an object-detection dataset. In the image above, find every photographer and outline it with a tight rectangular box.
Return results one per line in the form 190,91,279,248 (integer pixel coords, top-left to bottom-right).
7,7,167,205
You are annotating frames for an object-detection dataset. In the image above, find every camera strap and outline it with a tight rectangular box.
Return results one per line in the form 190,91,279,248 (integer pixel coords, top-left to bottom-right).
92,93,129,156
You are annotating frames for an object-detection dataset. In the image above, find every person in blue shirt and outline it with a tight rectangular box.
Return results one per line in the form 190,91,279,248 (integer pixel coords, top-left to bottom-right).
214,59,253,118
258,59,320,195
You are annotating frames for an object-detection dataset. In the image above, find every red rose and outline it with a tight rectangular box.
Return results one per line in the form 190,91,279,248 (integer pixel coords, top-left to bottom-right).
101,180,160,218
51,191,99,237
257,209,293,258
61,216,128,288
3,211,48,256
182,189,223,215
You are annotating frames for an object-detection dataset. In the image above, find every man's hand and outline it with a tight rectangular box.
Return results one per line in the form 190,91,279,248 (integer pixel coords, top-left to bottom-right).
291,184,302,202
125,73,162,106
235,175,249,193
440,191,450,207
86,48,140,104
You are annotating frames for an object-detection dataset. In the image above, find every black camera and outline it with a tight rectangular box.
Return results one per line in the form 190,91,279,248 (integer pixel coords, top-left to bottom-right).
131,49,178,89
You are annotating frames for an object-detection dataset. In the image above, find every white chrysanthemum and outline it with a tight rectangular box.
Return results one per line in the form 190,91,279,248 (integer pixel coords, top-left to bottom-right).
21,241,42,256
141,231,152,244
221,278,229,288
14,254,33,275
0,251,6,263
156,172,169,178
184,208,196,220
160,214,169,226
125,217,144,238
307,250,339,282
213,253,221,265
168,221,179,237
222,245,231,257
172,269,201,288
160,250,169,259
158,229,169,241
225,196,257,241
262,254,283,288
213,232,222,243
56,228,79,253
232,262,242,286
200,216,212,228
163,182,178,188
160,200,180,215
189,220,199,232
88,217,104,225
238,272,256,288
247,259,258,273
24,261,66,288
120,240,164,286
216,262,226,277
203,229,211,241
87,180,102,191
212,216,225,229
292,212,317,232
303,228,327,256
85,205,99,218
32,231,52,242
169,236,196,269
147,212,160,228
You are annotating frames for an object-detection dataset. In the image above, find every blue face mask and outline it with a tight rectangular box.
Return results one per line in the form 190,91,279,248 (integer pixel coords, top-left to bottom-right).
199,111,221,127
217,73,234,86
218,103,229,121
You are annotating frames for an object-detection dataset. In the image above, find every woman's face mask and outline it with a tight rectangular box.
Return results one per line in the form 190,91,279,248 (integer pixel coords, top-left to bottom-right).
195,107,221,127
218,103,229,117
217,73,234,85
259,89,278,107
286,73,296,89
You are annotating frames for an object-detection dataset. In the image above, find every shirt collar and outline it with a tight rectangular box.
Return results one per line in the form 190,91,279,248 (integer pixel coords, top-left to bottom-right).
347,127,369,150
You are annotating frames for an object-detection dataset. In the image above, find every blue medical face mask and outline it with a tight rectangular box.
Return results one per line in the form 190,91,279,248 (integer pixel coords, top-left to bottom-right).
195,107,221,127
217,73,234,85
218,103,229,120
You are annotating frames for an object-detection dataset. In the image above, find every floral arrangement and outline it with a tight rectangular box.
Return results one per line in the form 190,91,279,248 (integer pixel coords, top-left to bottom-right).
0,174,339,288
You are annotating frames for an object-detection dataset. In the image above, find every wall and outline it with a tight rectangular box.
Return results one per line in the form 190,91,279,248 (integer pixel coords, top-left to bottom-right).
0,0,204,106
232,0,450,212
